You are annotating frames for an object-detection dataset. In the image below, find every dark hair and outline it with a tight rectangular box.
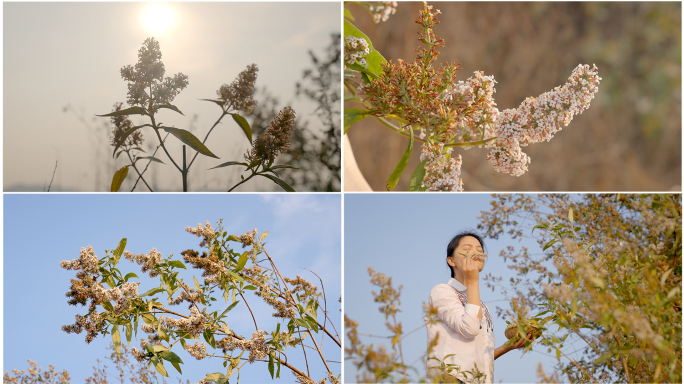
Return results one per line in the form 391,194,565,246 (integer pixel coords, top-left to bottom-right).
446,231,486,278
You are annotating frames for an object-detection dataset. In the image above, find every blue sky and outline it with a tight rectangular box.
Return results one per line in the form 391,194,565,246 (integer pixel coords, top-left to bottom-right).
3,193,341,383
4,2,339,191
344,194,563,383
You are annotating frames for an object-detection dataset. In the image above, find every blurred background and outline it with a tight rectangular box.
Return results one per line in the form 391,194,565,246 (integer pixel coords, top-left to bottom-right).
345,2,681,191
4,2,340,192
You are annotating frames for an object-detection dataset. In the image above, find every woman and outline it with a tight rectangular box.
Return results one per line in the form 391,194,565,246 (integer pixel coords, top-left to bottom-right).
426,232,534,383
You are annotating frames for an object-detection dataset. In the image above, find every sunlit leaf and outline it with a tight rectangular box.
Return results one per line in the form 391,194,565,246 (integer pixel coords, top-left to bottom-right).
97,106,148,117
260,174,295,192
386,128,413,191
231,114,252,144
157,104,184,116
344,20,387,77
111,166,129,192
344,108,371,134
161,127,219,159
408,160,428,191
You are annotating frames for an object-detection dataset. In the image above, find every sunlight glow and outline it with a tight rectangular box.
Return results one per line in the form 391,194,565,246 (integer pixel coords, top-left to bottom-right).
143,4,174,33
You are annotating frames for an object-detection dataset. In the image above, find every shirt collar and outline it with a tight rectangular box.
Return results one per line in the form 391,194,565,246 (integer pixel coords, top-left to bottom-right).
448,278,467,291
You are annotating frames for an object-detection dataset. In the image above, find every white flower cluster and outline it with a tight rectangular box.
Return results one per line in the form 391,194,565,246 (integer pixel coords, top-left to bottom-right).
420,142,464,192
368,1,398,23
60,246,99,279
185,221,216,248
130,347,147,362
447,71,499,143
168,283,203,306
91,282,139,314
345,36,371,68
222,330,269,363
187,341,207,360
218,64,259,114
487,64,601,176
159,306,207,338
123,249,163,277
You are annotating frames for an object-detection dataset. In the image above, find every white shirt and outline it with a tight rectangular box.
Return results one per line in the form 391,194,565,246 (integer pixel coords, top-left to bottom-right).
426,278,495,383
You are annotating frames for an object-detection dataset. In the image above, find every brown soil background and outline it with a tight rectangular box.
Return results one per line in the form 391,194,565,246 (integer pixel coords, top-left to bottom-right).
345,2,681,191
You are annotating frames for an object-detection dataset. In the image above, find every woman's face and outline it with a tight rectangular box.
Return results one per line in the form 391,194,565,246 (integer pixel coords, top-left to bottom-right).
448,235,486,274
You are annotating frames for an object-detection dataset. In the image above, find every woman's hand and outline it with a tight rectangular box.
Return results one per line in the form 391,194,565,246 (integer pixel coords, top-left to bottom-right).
462,256,480,286
512,331,537,349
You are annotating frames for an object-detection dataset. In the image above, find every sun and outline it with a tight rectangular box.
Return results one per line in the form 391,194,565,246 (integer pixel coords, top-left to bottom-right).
143,4,175,33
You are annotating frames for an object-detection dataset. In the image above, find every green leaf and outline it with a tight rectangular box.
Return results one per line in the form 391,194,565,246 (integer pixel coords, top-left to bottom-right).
112,326,121,356
141,313,156,325
140,287,164,298
594,352,613,364
209,161,248,170
304,315,319,332
235,252,249,272
199,98,225,108
231,114,252,144
157,104,184,116
206,373,225,382
111,124,152,157
125,322,132,346
204,329,216,349
268,353,275,379
111,166,129,192
124,272,138,282
344,20,387,77
168,260,186,269
154,360,169,377
102,301,115,312
227,235,240,242
170,361,182,375
97,106,148,117
344,7,354,21
160,350,184,364
113,238,127,266
408,160,428,191
152,345,168,352
344,108,371,134
556,348,561,361
161,127,219,159
260,174,295,192
268,165,297,171
219,300,240,319
295,318,311,330
386,128,413,191
135,156,165,164
193,276,202,293
243,285,257,290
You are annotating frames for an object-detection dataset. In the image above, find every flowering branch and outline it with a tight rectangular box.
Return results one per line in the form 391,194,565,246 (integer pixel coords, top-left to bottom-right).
99,38,297,192
344,2,601,191
61,220,339,384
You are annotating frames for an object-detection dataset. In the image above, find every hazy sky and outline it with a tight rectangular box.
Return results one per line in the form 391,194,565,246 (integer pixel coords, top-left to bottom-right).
344,194,573,383
4,2,340,191
4,193,341,382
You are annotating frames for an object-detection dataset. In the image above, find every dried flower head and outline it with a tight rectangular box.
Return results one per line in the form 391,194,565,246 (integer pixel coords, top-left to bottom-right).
244,107,296,165
110,102,144,149
218,64,259,113
120,37,188,110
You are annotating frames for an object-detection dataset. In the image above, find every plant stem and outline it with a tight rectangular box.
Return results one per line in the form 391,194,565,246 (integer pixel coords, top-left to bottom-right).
187,111,228,170
125,151,153,192
131,132,169,192
150,115,183,174
182,145,188,192
228,171,257,192
555,345,599,384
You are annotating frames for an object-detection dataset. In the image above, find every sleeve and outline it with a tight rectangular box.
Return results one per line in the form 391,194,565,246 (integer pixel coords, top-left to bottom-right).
429,284,481,338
